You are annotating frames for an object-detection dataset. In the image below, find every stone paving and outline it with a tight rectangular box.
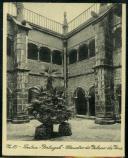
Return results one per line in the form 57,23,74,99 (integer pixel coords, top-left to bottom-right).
7,118,121,142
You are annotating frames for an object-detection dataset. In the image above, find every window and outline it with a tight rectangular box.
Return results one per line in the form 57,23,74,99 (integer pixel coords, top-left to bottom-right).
114,27,122,49
28,43,38,60
89,39,95,57
79,44,88,61
69,49,77,64
52,50,62,65
7,37,12,56
39,47,51,62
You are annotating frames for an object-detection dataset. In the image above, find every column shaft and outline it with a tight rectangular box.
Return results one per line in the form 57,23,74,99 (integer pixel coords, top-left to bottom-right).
94,11,115,124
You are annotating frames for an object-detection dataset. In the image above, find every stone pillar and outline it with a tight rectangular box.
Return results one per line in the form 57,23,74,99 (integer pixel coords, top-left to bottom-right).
86,96,91,116
94,9,115,124
63,12,68,102
63,40,68,89
63,12,68,88
37,46,40,61
12,3,31,123
114,85,121,123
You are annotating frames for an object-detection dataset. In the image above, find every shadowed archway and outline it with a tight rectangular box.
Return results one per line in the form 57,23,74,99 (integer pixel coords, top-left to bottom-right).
89,86,95,116
74,87,87,115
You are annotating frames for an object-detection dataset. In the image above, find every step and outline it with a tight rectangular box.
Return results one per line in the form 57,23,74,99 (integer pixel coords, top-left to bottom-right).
76,115,95,120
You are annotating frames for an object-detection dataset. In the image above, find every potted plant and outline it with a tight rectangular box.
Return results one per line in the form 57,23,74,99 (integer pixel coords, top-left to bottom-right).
27,66,72,139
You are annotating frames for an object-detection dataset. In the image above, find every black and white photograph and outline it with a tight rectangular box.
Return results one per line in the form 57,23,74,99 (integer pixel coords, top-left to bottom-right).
3,2,125,156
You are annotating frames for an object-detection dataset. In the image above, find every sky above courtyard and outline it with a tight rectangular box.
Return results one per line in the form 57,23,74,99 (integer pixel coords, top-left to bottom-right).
23,3,94,24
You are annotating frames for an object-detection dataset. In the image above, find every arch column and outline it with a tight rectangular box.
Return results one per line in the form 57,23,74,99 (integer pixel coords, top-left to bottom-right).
86,95,91,116
37,45,41,61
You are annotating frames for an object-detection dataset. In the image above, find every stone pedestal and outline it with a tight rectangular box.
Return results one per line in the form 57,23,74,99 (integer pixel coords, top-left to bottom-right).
94,10,115,124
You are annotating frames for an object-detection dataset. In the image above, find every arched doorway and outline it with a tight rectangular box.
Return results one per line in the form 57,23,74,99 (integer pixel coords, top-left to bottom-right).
7,88,12,120
74,87,87,115
89,86,95,116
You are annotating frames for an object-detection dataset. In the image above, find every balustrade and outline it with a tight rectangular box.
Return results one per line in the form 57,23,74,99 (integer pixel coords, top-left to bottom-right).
7,3,63,34
7,3,105,33
68,4,100,32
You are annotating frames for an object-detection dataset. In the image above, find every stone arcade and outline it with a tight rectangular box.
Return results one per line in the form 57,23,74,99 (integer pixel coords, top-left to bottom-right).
7,3,122,124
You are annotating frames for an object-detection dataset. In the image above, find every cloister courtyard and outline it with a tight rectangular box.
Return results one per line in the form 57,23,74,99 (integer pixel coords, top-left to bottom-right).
7,118,121,142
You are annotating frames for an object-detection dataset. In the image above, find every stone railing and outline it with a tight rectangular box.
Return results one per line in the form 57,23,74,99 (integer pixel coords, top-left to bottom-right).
7,3,63,34
68,4,100,32
23,8,63,34
7,3,113,34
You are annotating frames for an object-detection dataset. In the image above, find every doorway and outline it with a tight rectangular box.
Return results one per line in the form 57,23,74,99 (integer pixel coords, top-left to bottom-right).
74,87,87,115
89,86,95,116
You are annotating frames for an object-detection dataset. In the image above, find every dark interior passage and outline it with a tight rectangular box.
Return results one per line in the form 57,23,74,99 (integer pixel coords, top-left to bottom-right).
89,86,95,116
74,87,87,115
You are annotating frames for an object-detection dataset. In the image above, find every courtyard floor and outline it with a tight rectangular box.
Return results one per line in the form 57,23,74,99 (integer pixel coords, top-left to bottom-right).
7,118,121,142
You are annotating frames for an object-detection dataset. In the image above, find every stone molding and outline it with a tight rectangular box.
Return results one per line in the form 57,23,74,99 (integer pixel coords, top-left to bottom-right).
68,70,94,79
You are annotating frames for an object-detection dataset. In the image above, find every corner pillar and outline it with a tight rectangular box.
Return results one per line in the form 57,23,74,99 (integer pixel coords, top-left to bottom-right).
12,3,31,123
94,9,115,124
